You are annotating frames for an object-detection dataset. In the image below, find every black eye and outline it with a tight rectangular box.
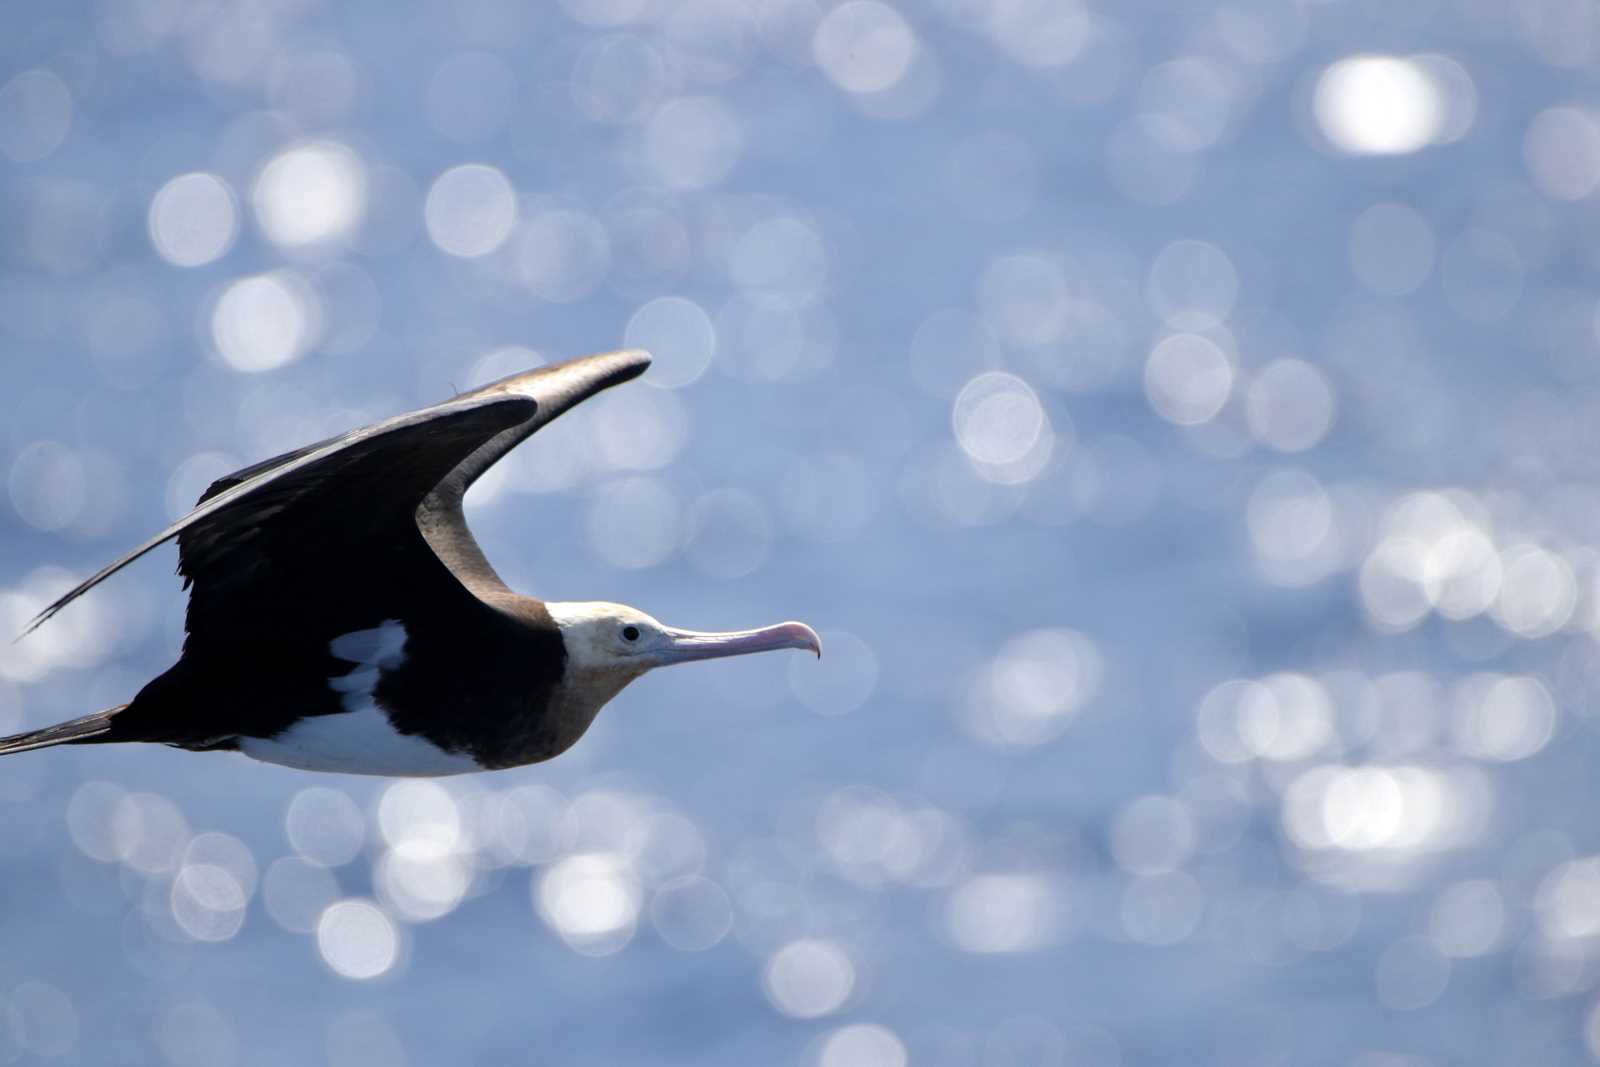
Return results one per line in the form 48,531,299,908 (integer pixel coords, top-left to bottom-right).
622,625,641,642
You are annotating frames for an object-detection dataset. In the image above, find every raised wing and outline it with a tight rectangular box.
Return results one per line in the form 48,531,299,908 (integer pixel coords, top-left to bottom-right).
416,348,652,596
18,386,537,642
21,349,650,643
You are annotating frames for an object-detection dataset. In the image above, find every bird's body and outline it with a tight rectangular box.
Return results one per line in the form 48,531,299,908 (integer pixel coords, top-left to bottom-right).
4,350,819,776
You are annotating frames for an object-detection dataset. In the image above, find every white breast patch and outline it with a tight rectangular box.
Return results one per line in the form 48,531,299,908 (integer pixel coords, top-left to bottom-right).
237,701,480,777
236,621,481,777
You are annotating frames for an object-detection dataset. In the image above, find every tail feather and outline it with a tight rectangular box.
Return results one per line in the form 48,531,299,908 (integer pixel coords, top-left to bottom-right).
0,705,125,755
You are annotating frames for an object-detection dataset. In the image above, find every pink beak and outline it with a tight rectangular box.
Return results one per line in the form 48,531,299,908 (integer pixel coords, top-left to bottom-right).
654,621,822,664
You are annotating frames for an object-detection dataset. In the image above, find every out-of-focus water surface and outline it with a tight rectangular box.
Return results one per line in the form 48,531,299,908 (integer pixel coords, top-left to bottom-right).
3,1,1599,1063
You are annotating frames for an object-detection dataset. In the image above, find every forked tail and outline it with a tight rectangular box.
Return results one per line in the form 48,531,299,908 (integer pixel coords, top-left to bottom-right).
0,705,125,755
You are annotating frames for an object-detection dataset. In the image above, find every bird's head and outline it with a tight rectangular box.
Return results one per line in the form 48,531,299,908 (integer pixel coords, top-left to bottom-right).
544,600,821,696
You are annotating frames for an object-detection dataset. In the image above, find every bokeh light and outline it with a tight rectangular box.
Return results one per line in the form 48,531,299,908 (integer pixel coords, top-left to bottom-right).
1526,107,1600,201
817,1024,907,1067
952,372,1056,486
1314,55,1448,155
1147,240,1237,330
211,271,318,373
1144,333,1233,426
650,875,733,951
148,174,239,268
537,852,642,956
316,899,401,980
9,441,88,532
763,939,855,1018
0,69,71,163
6,981,78,1058
944,874,1058,953
252,141,366,249
425,164,517,259
644,96,742,189
285,786,366,867
516,209,612,303
1246,359,1336,453
813,2,916,95
4,4,1600,1064
625,297,715,388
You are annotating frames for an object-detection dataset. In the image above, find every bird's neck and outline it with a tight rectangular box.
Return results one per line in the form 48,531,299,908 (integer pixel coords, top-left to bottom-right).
539,601,648,756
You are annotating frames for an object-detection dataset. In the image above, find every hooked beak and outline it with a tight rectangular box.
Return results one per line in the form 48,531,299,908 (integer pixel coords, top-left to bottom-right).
654,621,822,665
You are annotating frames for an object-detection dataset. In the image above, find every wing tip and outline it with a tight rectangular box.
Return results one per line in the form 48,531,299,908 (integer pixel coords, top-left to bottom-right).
612,347,653,372
15,604,57,643
550,347,652,404
575,347,653,385
20,579,90,640
475,348,652,399
563,348,653,394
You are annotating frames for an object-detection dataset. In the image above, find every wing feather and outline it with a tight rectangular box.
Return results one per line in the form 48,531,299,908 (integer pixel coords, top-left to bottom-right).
20,393,535,639
416,348,651,596
20,348,651,640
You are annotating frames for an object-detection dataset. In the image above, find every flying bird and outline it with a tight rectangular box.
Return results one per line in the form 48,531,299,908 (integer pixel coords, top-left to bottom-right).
2,350,819,775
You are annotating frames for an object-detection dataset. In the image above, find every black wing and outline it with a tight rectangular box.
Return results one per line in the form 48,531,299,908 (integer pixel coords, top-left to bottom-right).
19,392,535,642
21,348,649,643
415,348,651,597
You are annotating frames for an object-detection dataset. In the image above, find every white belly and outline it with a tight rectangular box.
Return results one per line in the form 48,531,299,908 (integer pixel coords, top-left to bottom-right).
237,700,481,777
236,619,480,777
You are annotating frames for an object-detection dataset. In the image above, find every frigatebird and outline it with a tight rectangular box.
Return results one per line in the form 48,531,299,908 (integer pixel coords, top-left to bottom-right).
1,350,819,775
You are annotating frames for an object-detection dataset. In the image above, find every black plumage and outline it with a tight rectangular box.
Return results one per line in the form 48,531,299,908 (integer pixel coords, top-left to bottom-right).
3,350,648,767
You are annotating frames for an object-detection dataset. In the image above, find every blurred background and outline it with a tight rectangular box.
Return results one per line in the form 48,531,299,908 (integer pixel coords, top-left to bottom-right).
1,0,1597,1063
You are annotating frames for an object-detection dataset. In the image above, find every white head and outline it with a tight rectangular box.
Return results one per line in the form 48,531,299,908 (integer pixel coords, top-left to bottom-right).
545,600,821,697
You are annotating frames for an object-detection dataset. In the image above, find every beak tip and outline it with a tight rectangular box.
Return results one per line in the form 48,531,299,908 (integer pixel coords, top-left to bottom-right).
792,622,822,659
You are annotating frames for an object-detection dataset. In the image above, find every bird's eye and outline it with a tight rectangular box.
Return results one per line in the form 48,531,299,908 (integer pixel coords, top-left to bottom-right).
621,625,641,642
